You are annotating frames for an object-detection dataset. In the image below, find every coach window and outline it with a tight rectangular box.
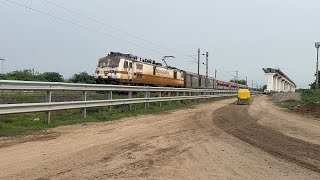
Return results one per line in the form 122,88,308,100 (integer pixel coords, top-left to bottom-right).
174,71,177,79
124,61,128,68
129,62,132,68
136,64,143,70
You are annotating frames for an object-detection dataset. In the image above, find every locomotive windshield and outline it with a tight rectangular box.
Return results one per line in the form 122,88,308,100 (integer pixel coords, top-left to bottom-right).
98,58,120,68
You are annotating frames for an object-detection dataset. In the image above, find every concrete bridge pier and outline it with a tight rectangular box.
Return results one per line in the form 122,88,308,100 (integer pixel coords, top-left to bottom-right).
263,68,296,92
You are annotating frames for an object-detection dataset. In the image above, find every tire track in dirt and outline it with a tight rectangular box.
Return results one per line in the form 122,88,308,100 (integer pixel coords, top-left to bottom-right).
213,99,320,173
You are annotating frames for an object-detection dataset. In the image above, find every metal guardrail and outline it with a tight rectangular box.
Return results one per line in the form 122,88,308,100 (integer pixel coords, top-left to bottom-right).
0,80,243,124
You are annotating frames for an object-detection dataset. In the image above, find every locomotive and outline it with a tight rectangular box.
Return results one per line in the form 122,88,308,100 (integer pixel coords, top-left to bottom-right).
94,52,247,90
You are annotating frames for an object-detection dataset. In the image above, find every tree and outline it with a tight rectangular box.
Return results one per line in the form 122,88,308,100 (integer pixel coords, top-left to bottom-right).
69,72,94,84
39,72,64,82
262,85,267,91
5,69,39,81
309,71,320,89
0,74,6,80
1,69,65,82
230,79,247,85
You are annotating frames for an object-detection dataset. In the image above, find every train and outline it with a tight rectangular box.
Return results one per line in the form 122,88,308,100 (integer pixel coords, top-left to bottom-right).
94,52,247,90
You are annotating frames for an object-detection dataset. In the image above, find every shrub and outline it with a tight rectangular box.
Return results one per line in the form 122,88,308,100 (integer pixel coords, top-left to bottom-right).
301,90,320,103
69,72,94,84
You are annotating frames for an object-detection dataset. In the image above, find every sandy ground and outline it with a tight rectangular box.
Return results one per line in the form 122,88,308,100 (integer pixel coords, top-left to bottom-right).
268,92,301,102
0,96,320,179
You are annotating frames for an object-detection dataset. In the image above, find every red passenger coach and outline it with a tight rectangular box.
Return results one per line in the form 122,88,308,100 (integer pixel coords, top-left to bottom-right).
215,80,247,90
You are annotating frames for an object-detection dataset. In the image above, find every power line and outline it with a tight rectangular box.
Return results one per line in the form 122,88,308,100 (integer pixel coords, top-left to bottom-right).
4,0,231,79
39,0,197,60
4,0,168,56
4,0,204,66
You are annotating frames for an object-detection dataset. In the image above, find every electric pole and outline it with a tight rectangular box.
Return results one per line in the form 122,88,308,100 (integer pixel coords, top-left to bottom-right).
236,70,239,84
215,69,217,79
197,49,200,76
246,76,248,86
252,80,254,89
197,48,200,86
0,58,5,74
315,42,320,89
206,52,208,87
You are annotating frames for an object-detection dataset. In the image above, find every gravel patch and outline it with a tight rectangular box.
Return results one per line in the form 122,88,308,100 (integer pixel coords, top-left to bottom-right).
268,92,301,102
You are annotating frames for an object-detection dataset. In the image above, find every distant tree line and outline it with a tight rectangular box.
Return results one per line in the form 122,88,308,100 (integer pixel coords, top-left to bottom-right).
229,79,247,85
0,69,95,84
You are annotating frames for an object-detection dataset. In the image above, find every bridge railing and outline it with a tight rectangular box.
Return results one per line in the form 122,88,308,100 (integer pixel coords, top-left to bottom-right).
0,80,245,124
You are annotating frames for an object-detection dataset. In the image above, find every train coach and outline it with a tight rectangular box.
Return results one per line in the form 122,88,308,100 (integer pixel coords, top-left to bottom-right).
94,52,246,90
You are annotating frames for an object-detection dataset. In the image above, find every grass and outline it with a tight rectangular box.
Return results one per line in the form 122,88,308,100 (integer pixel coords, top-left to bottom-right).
275,90,320,108
300,90,320,103
274,90,320,119
0,96,235,137
275,100,302,109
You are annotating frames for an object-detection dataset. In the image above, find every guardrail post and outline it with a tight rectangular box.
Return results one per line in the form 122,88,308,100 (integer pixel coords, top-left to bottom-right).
201,91,204,102
148,91,150,108
144,91,150,109
159,91,162,107
197,92,199,102
168,91,171,106
128,91,132,111
45,91,52,124
189,91,192,103
108,91,113,112
183,91,186,103
82,91,87,119
176,91,180,103
206,91,208,101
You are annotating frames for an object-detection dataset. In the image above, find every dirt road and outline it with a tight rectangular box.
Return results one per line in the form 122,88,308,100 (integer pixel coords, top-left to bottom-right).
1,96,320,179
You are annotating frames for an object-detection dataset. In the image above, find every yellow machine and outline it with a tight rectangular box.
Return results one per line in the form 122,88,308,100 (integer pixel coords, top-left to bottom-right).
237,89,251,105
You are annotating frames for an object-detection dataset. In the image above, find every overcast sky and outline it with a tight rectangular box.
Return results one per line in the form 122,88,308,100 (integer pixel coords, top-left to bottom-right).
0,0,319,88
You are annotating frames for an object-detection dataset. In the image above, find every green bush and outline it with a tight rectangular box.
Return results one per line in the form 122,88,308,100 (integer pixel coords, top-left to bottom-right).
301,90,320,103
1,69,64,82
68,72,94,84
5,69,39,81
38,72,64,82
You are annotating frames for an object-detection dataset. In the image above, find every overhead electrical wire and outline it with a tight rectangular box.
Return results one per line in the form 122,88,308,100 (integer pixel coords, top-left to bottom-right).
4,0,168,56
3,1,209,72
32,0,198,62
39,0,194,59
4,0,249,80
4,0,207,68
